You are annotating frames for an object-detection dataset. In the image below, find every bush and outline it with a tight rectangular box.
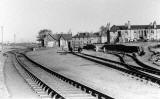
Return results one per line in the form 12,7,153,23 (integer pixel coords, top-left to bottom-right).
83,44,96,50
153,44,160,48
101,44,140,53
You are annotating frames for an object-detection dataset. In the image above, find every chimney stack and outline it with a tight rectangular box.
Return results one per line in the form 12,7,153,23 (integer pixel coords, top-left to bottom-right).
128,21,131,29
106,22,110,30
153,21,156,29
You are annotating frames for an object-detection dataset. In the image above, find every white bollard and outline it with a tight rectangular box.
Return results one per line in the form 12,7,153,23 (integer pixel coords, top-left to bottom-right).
96,46,98,52
103,47,106,53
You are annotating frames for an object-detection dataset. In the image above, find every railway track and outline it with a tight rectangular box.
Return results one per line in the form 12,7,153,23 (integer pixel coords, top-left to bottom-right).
10,51,114,99
79,52,160,76
72,52,160,87
114,53,160,76
11,53,65,99
113,53,160,79
127,53,160,71
101,51,160,77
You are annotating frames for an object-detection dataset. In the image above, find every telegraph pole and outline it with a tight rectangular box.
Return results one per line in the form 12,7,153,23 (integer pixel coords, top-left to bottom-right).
106,22,110,44
1,26,3,52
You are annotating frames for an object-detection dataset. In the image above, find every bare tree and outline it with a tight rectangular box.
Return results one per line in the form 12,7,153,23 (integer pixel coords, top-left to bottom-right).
99,25,106,33
37,29,52,47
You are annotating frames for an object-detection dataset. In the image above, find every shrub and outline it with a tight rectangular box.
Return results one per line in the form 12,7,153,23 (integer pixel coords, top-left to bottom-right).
83,44,96,50
101,44,140,53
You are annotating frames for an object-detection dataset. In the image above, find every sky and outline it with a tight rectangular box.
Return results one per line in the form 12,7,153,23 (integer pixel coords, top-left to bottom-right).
0,0,160,43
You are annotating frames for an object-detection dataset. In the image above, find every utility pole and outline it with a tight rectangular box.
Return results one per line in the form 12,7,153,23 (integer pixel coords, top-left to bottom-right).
106,22,110,44
1,26,3,52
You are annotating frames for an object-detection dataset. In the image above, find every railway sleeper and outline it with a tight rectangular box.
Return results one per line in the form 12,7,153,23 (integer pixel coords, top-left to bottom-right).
25,71,64,98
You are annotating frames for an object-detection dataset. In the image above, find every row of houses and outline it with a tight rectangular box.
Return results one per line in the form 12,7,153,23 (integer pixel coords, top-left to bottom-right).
110,21,160,43
42,21,160,48
72,32,119,44
72,21,160,45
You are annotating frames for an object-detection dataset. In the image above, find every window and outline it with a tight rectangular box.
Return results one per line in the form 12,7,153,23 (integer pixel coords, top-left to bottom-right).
151,30,154,33
125,30,128,35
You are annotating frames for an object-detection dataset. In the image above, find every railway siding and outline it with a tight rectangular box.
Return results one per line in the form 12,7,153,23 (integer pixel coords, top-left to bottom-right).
83,50,160,80
72,52,160,87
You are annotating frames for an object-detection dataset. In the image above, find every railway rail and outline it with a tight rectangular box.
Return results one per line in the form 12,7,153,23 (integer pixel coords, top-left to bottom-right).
114,53,160,76
11,52,65,99
127,53,160,71
9,51,114,99
72,52,160,87
79,52,160,76
113,53,160,78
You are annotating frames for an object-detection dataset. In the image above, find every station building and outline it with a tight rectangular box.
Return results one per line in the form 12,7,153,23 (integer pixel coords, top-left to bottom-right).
44,32,72,48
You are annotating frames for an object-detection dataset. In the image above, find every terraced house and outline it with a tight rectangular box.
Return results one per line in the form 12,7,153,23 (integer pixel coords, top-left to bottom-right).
72,32,101,44
110,21,160,43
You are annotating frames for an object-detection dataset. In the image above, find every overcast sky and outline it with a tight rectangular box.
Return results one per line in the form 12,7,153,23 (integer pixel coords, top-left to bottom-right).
0,0,160,43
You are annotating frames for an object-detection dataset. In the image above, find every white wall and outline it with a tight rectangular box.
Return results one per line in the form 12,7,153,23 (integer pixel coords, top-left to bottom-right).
60,39,67,47
47,42,54,47
101,36,107,43
47,41,58,47
90,37,99,43
157,29,160,40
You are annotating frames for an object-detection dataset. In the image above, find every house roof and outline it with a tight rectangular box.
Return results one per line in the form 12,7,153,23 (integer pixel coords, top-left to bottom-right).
73,32,101,38
59,34,72,40
91,32,101,37
73,32,90,38
45,33,72,41
46,33,58,41
110,25,160,32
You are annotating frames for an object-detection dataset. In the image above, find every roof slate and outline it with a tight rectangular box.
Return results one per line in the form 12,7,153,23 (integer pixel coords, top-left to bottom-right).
60,34,72,40
73,32,101,38
110,25,160,32
46,33,72,41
